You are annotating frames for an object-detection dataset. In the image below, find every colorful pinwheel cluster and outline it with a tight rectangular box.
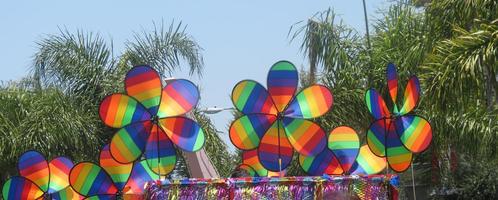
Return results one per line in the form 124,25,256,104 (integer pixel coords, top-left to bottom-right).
298,126,387,176
2,151,82,200
365,63,433,172
230,61,333,172
68,145,160,199
99,65,205,175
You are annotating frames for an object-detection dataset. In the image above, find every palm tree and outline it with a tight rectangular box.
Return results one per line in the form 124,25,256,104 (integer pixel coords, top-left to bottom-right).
0,21,235,184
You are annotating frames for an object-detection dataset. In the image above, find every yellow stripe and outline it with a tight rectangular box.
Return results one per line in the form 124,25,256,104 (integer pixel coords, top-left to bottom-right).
114,97,129,127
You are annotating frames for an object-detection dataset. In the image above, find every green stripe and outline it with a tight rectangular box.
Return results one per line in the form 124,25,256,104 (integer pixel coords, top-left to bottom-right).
3,179,11,199
297,94,311,118
123,100,137,125
365,92,372,112
283,118,301,134
110,173,129,184
235,82,255,110
329,142,359,149
80,165,101,195
388,146,410,156
355,155,373,173
301,156,313,171
240,117,259,147
193,129,205,151
141,96,160,109
141,161,160,180
117,129,141,158
272,62,294,70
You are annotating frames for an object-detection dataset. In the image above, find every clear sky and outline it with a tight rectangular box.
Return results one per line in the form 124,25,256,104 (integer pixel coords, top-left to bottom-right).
0,0,390,151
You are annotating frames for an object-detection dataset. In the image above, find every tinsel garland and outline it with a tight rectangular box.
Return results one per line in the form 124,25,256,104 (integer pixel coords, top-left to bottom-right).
144,175,399,200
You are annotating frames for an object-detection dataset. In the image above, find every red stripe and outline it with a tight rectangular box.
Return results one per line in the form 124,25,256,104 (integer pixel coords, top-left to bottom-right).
126,71,158,86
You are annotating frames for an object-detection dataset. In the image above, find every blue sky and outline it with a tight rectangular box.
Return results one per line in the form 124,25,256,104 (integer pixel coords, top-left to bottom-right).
0,0,390,150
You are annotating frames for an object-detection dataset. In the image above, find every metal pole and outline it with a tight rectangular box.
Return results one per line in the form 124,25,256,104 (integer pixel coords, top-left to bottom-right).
362,0,374,83
411,163,417,200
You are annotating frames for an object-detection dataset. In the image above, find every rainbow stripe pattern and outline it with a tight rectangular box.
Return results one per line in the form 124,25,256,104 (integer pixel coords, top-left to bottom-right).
145,125,177,175
350,145,387,175
230,61,332,172
299,148,343,176
364,63,432,172
328,126,360,173
241,150,268,177
69,145,160,198
2,151,82,200
98,65,205,177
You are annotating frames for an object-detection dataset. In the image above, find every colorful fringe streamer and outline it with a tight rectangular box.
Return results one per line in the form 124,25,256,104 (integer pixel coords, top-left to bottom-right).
143,175,399,200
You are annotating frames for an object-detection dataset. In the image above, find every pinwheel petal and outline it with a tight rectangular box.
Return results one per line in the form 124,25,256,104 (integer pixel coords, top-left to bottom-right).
100,145,133,191
157,79,200,118
229,114,277,150
48,157,74,193
109,121,151,164
145,126,177,175
242,150,268,177
51,186,83,200
350,145,386,175
284,85,333,118
231,80,277,115
386,63,399,108
328,126,360,173
99,94,151,128
267,61,298,112
282,117,326,156
258,121,293,172
395,115,432,153
125,65,162,116
387,142,413,173
299,148,343,176
366,119,389,157
365,89,390,120
158,117,205,152
18,151,49,192
69,162,118,197
399,76,420,115
125,160,161,194
2,176,44,200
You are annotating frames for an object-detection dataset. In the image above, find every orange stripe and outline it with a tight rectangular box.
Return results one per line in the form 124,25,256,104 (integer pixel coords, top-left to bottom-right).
127,79,161,95
106,95,121,126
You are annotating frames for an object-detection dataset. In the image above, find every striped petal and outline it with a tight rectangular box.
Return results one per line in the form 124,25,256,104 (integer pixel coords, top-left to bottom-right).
350,145,386,175
99,94,151,128
299,148,343,176
125,160,161,194
366,119,389,157
125,65,163,116
99,145,133,191
157,79,200,118
69,162,118,197
386,63,399,111
267,61,298,112
145,126,177,175
282,117,326,156
328,126,360,173
231,80,277,115
257,121,293,172
387,140,413,173
2,176,44,200
158,117,205,152
48,157,74,194
365,89,390,120
284,85,333,118
18,151,49,192
109,121,151,164
399,76,420,115
229,114,277,150
242,150,268,177
51,186,83,200
395,115,432,153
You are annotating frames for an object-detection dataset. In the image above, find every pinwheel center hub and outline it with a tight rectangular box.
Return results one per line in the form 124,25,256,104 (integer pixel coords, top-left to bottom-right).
277,112,285,120
151,115,159,124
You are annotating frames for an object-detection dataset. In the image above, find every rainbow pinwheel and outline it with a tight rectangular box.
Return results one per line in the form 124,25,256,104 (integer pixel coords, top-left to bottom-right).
299,126,360,176
349,145,387,175
99,65,205,175
229,61,333,172
365,63,433,172
69,144,160,199
2,151,82,200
